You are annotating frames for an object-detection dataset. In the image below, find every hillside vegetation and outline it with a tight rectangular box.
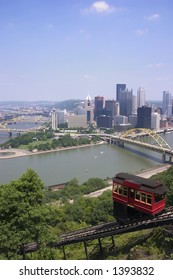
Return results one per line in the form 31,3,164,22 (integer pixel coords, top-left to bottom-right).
0,165,173,259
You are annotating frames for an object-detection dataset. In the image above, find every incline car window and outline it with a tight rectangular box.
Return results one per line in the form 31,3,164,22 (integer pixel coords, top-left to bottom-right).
113,184,127,196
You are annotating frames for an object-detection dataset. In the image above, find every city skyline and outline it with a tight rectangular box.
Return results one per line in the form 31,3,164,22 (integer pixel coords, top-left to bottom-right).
0,0,173,101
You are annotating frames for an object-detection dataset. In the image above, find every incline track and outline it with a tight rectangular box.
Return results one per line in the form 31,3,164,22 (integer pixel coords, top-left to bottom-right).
54,206,173,246
23,206,173,253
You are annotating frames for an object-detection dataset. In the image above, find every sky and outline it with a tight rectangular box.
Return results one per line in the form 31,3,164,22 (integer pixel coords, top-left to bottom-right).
0,0,173,101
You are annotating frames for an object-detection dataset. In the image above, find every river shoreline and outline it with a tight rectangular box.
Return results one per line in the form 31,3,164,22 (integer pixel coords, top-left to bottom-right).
0,141,105,159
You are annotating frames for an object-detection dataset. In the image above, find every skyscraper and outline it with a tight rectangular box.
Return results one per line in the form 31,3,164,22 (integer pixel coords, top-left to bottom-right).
94,96,104,120
151,112,160,131
136,106,151,129
162,91,172,117
116,84,126,102
105,99,117,117
85,94,94,124
119,88,133,117
51,109,58,130
137,87,145,108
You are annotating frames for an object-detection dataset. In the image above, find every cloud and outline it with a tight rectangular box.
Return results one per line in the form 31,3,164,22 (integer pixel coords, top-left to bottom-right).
81,1,117,14
136,28,148,36
156,76,168,81
147,13,160,21
83,74,94,79
147,62,163,68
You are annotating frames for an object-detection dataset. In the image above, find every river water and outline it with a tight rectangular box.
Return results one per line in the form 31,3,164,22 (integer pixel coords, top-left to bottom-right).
0,121,45,144
0,128,173,187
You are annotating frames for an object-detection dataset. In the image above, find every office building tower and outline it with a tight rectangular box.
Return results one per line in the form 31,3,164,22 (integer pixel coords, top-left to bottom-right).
132,95,137,113
105,99,117,117
116,84,126,102
151,112,160,131
137,87,145,108
94,96,104,120
85,94,94,124
162,91,172,117
97,115,113,129
51,109,58,130
115,102,120,116
114,115,128,125
119,88,133,117
67,115,88,128
136,106,151,129
57,111,65,126
129,114,137,127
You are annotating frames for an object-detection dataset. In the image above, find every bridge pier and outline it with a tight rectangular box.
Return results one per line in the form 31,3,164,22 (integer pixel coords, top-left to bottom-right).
162,154,166,163
118,141,124,148
162,154,172,163
114,140,124,148
169,156,172,163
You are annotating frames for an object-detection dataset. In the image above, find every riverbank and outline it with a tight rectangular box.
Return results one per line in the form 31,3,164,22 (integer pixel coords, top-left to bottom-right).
0,141,105,159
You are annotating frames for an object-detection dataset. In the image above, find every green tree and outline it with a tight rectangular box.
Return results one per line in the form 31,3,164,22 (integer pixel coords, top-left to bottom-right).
0,169,58,259
151,166,173,206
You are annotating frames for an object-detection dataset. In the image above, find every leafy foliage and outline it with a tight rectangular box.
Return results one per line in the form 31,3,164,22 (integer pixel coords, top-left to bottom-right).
151,165,173,206
1,132,91,151
0,130,54,149
2,165,173,260
0,169,59,259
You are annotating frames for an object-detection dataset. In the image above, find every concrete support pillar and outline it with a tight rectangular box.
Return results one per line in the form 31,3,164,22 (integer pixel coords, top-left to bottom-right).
162,154,166,163
119,141,124,148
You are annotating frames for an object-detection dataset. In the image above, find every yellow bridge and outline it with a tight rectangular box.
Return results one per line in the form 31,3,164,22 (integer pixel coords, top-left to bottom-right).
97,128,173,163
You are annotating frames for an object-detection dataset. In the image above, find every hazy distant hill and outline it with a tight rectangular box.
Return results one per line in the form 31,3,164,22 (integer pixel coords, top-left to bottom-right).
54,99,84,111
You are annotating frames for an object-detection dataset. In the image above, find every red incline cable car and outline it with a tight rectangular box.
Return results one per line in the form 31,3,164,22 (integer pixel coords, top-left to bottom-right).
112,172,167,222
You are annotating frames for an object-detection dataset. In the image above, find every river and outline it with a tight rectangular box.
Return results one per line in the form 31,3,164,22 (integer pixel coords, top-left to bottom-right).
0,131,173,187
0,121,45,144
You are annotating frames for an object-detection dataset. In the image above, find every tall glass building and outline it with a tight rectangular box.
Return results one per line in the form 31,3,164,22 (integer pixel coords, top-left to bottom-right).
162,91,172,117
116,84,126,102
119,88,133,117
137,87,145,108
136,106,151,129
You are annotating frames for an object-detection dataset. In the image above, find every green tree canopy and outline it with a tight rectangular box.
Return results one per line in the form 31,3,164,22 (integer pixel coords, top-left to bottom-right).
0,169,59,259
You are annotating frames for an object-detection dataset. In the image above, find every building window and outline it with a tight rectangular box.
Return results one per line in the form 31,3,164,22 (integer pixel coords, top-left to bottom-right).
141,193,146,203
119,186,123,195
123,187,128,196
130,189,135,198
146,195,152,205
113,184,118,192
135,191,140,200
113,184,127,196
154,194,164,203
